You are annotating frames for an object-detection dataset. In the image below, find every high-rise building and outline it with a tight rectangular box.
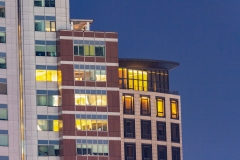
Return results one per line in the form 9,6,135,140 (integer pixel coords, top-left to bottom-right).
0,0,182,160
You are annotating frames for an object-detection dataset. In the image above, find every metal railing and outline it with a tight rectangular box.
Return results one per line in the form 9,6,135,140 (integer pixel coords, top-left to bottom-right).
119,85,179,95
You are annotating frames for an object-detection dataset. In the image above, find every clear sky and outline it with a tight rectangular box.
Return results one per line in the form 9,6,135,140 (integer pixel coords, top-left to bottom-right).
70,1,240,159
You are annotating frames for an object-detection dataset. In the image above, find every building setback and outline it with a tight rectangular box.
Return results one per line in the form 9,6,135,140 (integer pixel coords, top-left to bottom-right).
0,0,182,160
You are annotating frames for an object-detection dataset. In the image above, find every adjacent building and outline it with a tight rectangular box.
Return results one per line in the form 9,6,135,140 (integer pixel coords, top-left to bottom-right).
0,0,182,160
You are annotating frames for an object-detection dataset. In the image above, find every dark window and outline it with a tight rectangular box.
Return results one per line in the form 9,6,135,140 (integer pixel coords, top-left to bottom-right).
0,7,5,18
95,46,105,56
123,95,134,114
124,119,135,138
0,83,7,95
38,145,59,156
157,122,166,141
170,99,179,119
0,32,6,43
141,96,150,115
157,145,167,160
171,123,180,143
0,57,6,69
45,0,55,7
142,144,152,160
141,120,151,139
124,143,136,160
172,147,181,160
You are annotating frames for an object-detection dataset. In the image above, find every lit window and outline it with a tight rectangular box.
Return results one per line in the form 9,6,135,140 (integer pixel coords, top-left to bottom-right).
123,94,134,114
35,16,56,32
74,45,105,57
75,115,107,131
140,96,150,115
77,139,108,156
75,90,107,106
171,99,179,119
156,98,165,117
37,116,62,132
36,70,57,82
0,130,8,147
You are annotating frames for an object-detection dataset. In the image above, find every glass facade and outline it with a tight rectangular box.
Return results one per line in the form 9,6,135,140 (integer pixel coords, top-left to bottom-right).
118,68,169,93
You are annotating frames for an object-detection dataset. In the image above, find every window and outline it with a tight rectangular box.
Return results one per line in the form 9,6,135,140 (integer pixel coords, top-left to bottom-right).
0,104,7,120
171,99,179,119
38,140,59,156
35,16,56,32
73,40,106,57
0,27,6,43
124,119,135,138
156,97,165,117
172,147,181,160
171,123,180,143
0,156,8,160
35,40,56,57
141,120,151,139
74,65,106,81
75,90,107,106
0,3,5,18
37,115,62,132
76,114,108,131
36,65,58,82
141,96,150,115
123,94,134,114
36,90,61,106
0,78,7,95
0,130,8,147
127,69,148,91
124,143,136,160
157,145,167,160
142,144,152,160
0,57,6,69
77,139,108,156
34,0,55,7
157,122,166,141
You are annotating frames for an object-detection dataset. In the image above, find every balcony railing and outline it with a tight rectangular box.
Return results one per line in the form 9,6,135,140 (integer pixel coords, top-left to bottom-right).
119,85,179,95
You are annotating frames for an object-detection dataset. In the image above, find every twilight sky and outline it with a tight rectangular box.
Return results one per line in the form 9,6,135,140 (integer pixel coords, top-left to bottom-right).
70,1,240,159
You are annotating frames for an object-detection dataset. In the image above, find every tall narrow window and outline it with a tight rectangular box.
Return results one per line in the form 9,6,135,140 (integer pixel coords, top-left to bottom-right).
124,143,136,160
141,96,150,115
157,145,167,160
0,78,7,95
0,27,6,43
123,94,134,114
141,120,151,139
171,123,180,143
0,6,5,18
157,122,166,141
172,147,181,160
124,119,135,138
142,144,152,160
171,99,179,119
0,105,7,120
156,98,165,117
0,130,8,147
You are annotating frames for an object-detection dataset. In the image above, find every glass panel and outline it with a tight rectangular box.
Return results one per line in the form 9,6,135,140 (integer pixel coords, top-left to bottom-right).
81,119,87,130
53,120,59,132
0,58,6,69
76,119,81,130
86,119,92,130
98,145,103,155
84,45,89,56
35,21,44,31
92,144,98,155
50,21,56,32
74,45,78,55
45,21,50,32
0,83,7,95
0,32,6,43
97,120,103,131
79,46,84,56
103,145,108,155
141,97,149,115
46,70,57,81
0,109,7,120
89,45,95,56
46,46,56,57
0,8,5,18
87,94,96,106
171,100,178,119
35,45,45,56
47,95,59,106
37,95,47,106
118,68,122,78
34,0,44,6
48,145,59,156
82,144,87,155
74,70,84,81
37,120,48,131
92,119,97,130
0,135,8,146
157,99,164,117
75,94,86,105
48,120,53,131
101,95,107,106
38,145,48,156
85,70,95,81
50,0,55,7
102,120,108,131
36,70,47,81
95,46,105,56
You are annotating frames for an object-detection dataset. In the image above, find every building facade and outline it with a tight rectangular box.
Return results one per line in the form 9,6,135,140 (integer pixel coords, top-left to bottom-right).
0,0,182,160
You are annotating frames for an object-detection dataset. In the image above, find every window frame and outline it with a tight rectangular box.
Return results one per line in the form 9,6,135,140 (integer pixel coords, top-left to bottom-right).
123,94,134,114
124,143,136,160
170,99,179,119
172,147,181,160
0,107,8,121
171,123,180,143
156,121,166,141
0,130,8,147
140,96,151,116
141,144,152,160
156,97,165,117
124,119,135,138
141,120,151,140
157,145,167,160
0,6,5,18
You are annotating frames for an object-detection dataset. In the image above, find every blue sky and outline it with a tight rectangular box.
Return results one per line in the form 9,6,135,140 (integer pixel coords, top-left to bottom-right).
70,1,240,159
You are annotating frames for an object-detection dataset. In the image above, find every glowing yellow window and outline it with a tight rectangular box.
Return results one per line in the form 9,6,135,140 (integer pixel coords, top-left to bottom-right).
36,70,47,81
89,45,95,56
171,99,179,119
46,70,57,81
156,98,165,117
53,120,60,132
75,94,86,105
118,68,123,78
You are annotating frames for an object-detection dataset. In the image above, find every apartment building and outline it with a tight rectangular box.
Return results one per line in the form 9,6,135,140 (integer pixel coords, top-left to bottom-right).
0,0,182,160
